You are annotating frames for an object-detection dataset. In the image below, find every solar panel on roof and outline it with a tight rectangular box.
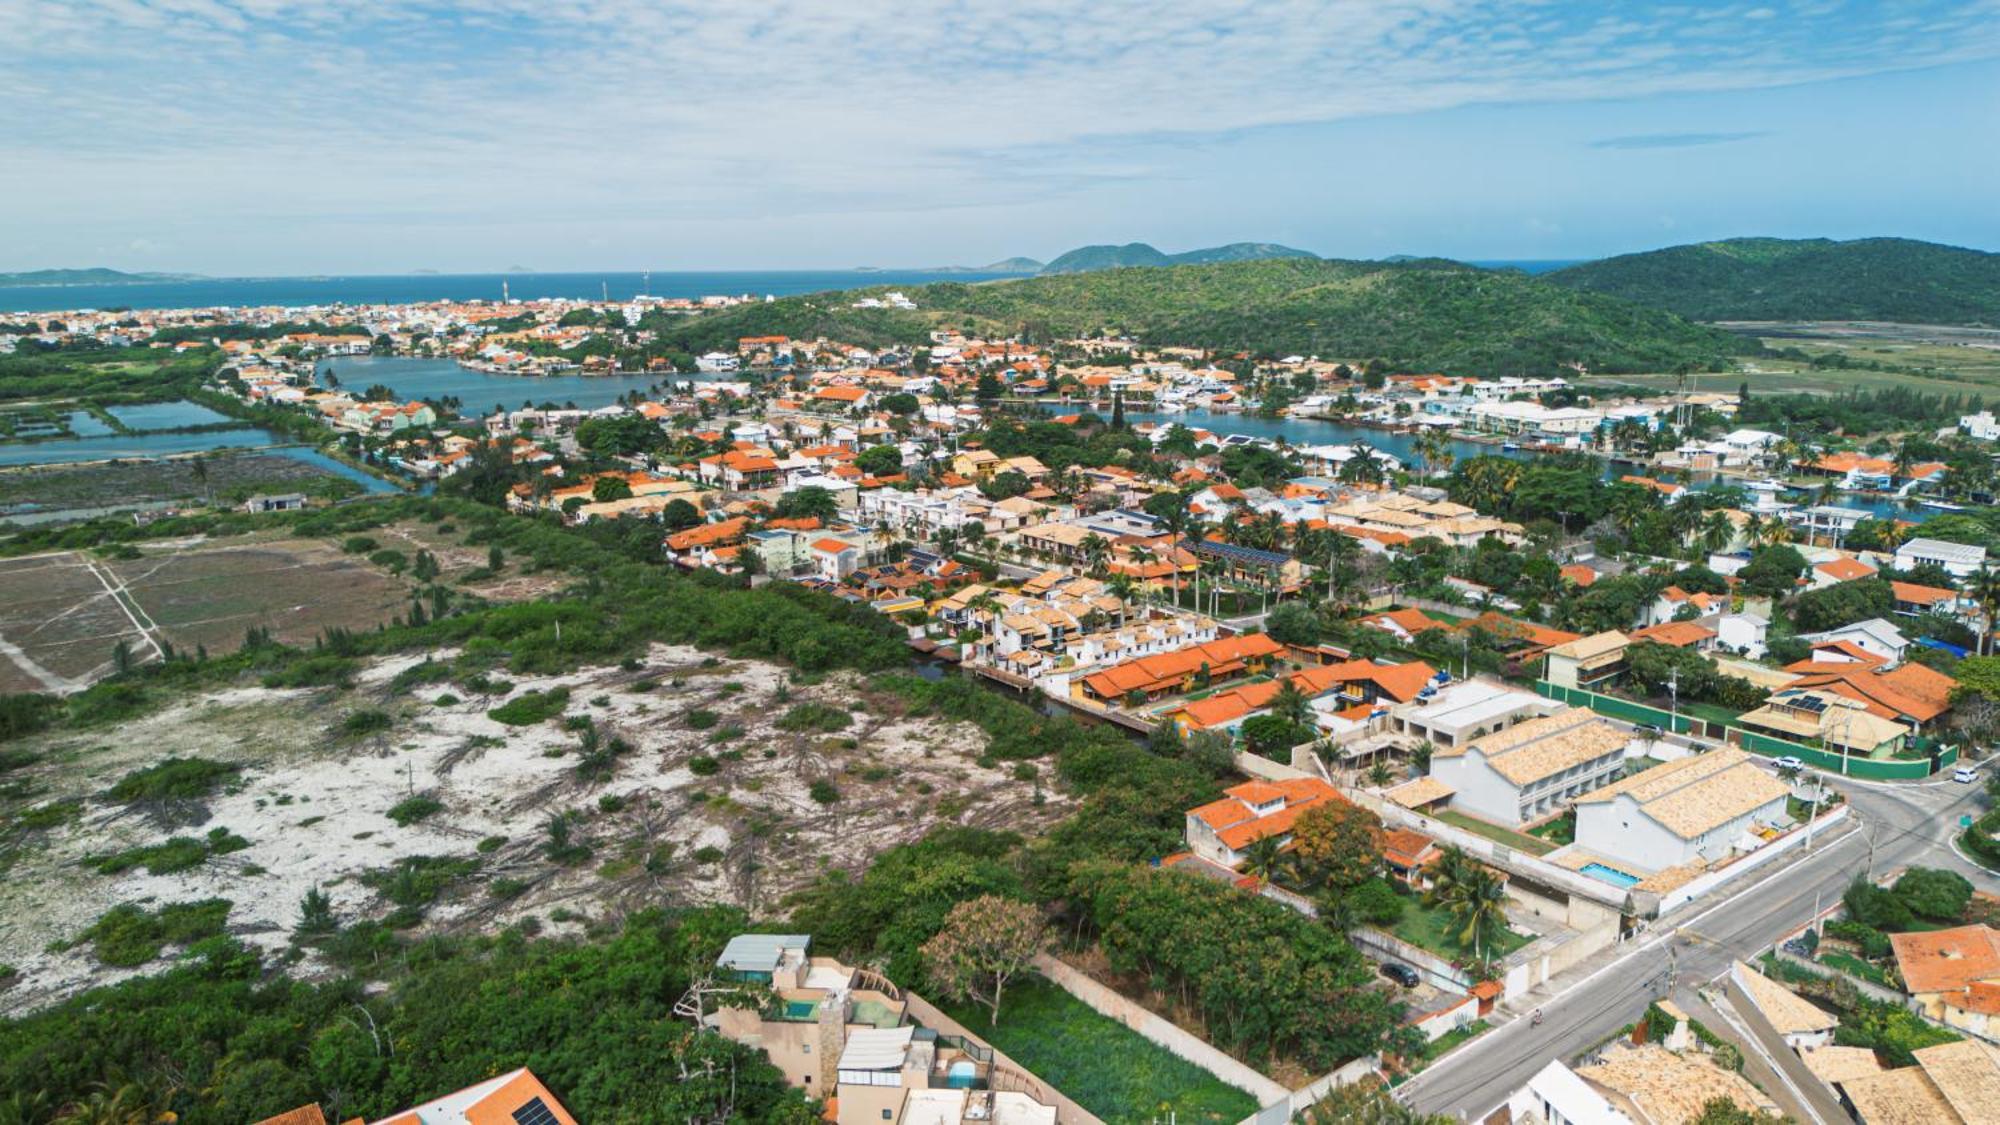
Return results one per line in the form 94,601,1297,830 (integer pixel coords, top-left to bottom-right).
513,1098,558,1125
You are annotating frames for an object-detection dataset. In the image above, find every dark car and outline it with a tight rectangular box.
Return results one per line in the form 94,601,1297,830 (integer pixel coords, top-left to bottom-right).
1380,962,1420,988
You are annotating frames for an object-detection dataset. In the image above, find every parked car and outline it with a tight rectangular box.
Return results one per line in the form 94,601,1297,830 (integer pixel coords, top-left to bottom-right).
1954,766,1979,784
1380,962,1420,988
1772,756,1806,773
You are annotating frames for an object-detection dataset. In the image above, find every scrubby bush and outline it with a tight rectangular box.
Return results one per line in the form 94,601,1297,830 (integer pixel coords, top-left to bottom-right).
106,757,239,803
778,703,852,733
384,795,444,826
487,687,570,726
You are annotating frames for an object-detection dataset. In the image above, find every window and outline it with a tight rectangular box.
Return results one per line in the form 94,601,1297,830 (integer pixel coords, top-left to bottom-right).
883,1111,893,1120
512,1098,559,1125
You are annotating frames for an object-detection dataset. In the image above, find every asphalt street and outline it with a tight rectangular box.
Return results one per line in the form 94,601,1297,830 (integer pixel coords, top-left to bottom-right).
1401,769,1997,1120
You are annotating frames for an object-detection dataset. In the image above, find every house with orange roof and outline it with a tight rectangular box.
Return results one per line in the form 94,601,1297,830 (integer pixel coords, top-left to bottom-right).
664,515,750,562
812,384,872,411
1357,607,1453,644
1560,564,1599,588
1892,579,1970,620
1627,620,1718,652
1811,555,1879,589
1783,659,1954,729
1183,778,1345,868
1642,585,1728,627
811,536,864,581
366,1068,576,1125
1075,633,1286,706
1893,924,2000,1042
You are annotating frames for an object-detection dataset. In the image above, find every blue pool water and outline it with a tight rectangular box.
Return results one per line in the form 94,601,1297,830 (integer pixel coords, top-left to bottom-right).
1580,862,1641,888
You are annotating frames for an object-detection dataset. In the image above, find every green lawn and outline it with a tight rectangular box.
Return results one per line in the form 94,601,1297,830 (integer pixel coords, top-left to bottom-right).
1389,897,1531,961
1820,952,1894,987
1421,1018,1491,1063
1435,810,1556,857
1674,701,1745,727
1527,812,1575,846
936,976,1258,1125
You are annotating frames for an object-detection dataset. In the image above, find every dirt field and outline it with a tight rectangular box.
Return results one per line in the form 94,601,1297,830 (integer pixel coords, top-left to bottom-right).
106,538,409,655
0,645,1066,1011
0,537,408,693
0,553,143,692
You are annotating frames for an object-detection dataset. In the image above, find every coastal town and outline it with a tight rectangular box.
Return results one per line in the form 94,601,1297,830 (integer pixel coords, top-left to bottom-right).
5,281,2000,1125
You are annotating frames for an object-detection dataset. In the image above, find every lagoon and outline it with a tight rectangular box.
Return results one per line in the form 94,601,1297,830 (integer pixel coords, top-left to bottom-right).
1110,408,1928,524
0,427,283,468
316,355,685,417
107,400,234,430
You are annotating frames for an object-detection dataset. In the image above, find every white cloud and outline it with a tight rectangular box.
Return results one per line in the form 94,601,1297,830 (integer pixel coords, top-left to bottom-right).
1,0,1996,267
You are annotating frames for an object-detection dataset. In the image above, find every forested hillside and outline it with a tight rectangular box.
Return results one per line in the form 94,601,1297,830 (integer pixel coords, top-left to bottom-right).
650,257,1750,376
1545,237,2000,325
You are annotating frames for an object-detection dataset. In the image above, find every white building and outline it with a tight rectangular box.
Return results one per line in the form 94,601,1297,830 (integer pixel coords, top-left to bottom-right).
1573,749,1789,874
1798,617,1909,666
1895,537,1988,580
1427,709,1632,826
1392,678,1561,749
1711,612,1769,659
1961,411,2000,441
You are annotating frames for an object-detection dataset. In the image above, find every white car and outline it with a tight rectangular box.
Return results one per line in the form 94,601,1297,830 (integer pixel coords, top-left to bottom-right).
1772,756,1807,773
1954,767,1979,784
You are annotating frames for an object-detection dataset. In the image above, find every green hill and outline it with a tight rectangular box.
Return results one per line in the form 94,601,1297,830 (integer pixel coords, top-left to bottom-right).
1039,241,1319,275
650,257,1749,377
1040,243,1175,274
1544,237,2000,325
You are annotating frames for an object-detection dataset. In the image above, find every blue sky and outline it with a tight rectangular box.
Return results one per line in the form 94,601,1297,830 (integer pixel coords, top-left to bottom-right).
2,0,1996,274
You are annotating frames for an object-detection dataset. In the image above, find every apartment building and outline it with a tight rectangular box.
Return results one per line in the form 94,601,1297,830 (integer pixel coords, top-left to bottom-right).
1427,709,1631,826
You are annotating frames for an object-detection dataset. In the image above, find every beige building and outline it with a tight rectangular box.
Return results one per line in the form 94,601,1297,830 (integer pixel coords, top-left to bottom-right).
1573,750,1790,875
1840,1039,2000,1124
1543,631,1630,690
1427,708,1632,826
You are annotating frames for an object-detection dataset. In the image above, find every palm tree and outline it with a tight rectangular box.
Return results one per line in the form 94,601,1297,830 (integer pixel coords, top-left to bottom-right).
1270,680,1313,727
1441,863,1509,962
1422,845,1477,909
1239,834,1291,887
1367,761,1395,787
1699,509,1735,554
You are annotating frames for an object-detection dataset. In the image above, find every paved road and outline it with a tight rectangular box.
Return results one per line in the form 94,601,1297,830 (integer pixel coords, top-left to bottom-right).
1402,770,1997,1121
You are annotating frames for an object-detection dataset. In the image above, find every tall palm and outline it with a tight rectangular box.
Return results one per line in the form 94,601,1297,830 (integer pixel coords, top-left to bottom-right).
1271,680,1313,726
1442,864,1509,962
1699,510,1735,554
1422,845,1476,908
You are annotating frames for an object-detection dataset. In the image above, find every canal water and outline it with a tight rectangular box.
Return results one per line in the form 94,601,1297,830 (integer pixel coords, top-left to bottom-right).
315,355,693,417
1110,407,1927,524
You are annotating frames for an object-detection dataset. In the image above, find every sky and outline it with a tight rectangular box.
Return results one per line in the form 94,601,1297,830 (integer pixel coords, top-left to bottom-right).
2,0,1998,275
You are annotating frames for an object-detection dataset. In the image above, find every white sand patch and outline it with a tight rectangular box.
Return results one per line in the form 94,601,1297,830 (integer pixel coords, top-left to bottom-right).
0,643,1069,1011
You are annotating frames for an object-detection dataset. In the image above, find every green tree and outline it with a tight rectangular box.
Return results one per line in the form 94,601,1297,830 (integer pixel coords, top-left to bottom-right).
773,486,838,522
855,444,902,477
1267,601,1322,647
1288,800,1384,891
918,894,1048,1026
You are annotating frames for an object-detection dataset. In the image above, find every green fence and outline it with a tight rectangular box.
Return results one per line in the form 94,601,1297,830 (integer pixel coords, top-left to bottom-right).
1534,681,1954,780
1534,682,1694,734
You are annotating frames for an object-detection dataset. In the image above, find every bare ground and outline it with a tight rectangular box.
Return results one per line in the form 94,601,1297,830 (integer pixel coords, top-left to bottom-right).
0,644,1063,1011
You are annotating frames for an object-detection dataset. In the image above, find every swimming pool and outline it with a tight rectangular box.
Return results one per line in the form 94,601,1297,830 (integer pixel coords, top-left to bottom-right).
1580,862,1641,889
782,999,820,1020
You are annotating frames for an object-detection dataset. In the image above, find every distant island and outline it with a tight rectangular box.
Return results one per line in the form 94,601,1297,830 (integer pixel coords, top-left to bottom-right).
1544,236,2000,325
0,267,204,288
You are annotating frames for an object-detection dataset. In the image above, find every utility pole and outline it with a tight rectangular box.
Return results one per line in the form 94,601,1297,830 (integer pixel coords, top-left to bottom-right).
1667,666,1680,734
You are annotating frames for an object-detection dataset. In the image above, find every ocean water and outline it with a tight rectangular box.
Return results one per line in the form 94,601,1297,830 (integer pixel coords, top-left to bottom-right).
0,270,1014,314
